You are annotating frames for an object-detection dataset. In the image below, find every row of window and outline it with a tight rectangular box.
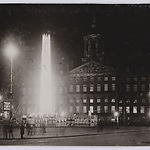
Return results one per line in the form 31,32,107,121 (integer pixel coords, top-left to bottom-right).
68,98,116,104
119,99,150,104
67,105,147,114
126,77,150,82
70,76,116,82
63,84,116,93
126,84,150,92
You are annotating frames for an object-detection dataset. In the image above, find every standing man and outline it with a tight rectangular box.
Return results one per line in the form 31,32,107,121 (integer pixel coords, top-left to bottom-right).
8,121,14,139
20,123,25,139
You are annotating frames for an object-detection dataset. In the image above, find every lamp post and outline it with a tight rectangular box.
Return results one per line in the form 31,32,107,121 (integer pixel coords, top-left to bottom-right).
114,111,119,129
5,42,18,120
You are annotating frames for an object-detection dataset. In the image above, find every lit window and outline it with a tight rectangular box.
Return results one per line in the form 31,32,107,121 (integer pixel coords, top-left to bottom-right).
76,106,80,113
104,77,108,81
119,107,123,113
83,85,87,92
140,106,145,113
133,99,137,103
69,85,73,92
104,106,108,113
83,77,87,82
126,85,130,92
133,85,137,92
90,84,94,92
97,77,101,81
97,98,101,103
104,98,108,103
97,84,101,91
141,84,145,91
90,97,94,103
111,99,115,102
69,106,73,113
134,77,137,82
104,84,108,91
90,106,94,113
119,100,123,103
112,77,116,81
126,107,130,113
97,106,101,113
76,85,80,92
111,84,115,91
141,77,145,81
111,106,115,113
90,76,94,82
133,106,137,113
83,106,87,113
83,97,87,103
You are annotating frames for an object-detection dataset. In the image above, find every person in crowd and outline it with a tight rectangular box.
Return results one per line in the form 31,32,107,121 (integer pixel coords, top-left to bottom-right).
8,121,14,139
97,118,101,132
3,123,8,139
42,121,46,133
20,123,25,139
26,122,30,135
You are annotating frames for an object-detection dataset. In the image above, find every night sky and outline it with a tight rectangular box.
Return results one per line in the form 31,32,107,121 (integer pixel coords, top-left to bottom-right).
0,4,150,76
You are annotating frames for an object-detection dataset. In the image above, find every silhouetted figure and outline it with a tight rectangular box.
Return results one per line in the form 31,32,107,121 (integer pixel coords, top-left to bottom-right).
42,121,46,133
26,122,30,135
8,122,14,139
20,123,25,139
97,118,101,132
3,124,8,139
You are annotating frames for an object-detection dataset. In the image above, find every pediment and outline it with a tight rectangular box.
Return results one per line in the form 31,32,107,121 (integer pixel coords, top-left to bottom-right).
70,61,114,74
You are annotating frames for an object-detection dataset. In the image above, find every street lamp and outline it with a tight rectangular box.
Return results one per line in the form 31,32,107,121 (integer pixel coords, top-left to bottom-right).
5,42,18,120
114,111,119,129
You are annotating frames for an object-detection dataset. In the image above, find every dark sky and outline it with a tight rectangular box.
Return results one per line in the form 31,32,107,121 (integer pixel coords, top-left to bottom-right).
0,4,150,73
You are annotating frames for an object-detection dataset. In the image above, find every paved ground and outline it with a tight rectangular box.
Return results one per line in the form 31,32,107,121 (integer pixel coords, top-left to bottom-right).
0,126,150,146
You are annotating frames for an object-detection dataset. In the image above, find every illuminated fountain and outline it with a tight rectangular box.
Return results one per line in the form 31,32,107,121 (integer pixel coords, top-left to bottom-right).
40,33,52,115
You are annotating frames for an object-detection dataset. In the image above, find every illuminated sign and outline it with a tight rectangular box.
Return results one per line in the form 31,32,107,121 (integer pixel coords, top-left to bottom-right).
3,101,11,111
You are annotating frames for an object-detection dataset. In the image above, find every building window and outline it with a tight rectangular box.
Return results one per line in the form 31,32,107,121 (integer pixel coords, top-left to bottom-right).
104,98,108,103
111,106,115,113
90,97,94,103
97,84,101,92
126,99,130,103
23,88,26,95
119,107,123,113
97,98,101,103
69,106,73,113
133,106,137,113
83,85,87,92
90,106,94,113
69,85,73,92
104,106,108,113
133,84,137,92
76,77,80,82
133,99,137,104
76,85,80,92
140,106,145,113
76,98,80,103
83,106,87,113
134,77,137,82
111,84,115,91
76,106,80,113
104,77,108,81
126,77,130,82
112,77,116,81
126,107,130,113
97,77,101,81
142,99,145,103
141,77,145,81
141,84,145,91
83,77,87,82
90,84,94,92
126,85,130,92
119,100,123,103
90,76,94,82
97,106,101,113
83,97,87,103
104,84,108,91
111,99,115,103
